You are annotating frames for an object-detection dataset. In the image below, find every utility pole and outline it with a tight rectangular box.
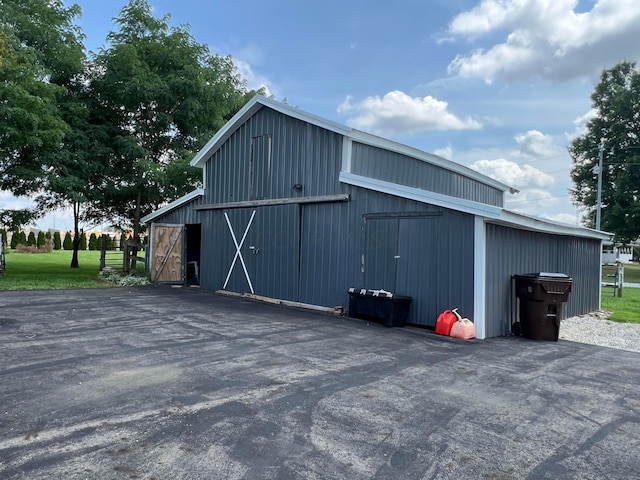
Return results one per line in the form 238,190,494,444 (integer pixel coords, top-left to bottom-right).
595,140,604,231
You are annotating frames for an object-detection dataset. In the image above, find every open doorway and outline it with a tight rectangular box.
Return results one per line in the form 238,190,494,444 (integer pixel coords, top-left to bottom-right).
185,223,201,285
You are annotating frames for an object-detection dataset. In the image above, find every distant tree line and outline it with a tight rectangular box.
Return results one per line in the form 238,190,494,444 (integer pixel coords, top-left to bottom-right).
2,229,118,251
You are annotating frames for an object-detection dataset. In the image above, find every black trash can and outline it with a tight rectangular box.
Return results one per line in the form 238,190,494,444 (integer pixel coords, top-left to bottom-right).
348,288,412,327
513,273,573,341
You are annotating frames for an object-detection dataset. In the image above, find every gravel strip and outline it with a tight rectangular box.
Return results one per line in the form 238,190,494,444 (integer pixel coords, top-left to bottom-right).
560,311,640,353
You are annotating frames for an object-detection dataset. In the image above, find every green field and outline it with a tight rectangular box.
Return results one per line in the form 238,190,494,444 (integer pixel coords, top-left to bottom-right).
622,262,640,283
601,284,640,323
0,250,113,290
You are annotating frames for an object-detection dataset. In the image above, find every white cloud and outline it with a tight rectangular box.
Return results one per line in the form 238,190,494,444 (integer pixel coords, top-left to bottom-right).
234,58,274,97
506,188,559,209
470,158,554,188
565,108,598,140
539,212,580,225
337,91,482,136
515,130,557,158
446,0,640,82
434,145,454,160
0,191,34,212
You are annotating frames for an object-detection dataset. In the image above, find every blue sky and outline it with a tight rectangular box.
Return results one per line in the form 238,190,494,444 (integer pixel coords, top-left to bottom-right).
6,0,640,231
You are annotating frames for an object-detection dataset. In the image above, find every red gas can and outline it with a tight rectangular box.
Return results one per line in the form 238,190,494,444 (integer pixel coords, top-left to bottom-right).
435,309,458,336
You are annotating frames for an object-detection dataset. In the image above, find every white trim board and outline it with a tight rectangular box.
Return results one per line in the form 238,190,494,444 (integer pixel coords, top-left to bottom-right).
339,172,503,218
141,189,204,224
493,210,612,241
473,217,487,340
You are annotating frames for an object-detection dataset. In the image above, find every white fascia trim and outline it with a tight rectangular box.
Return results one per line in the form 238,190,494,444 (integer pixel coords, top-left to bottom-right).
141,189,204,224
493,210,613,241
347,130,515,194
473,216,487,340
190,95,352,169
339,172,502,218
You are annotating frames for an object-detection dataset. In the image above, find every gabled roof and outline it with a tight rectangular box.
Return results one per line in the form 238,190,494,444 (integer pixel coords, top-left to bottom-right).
190,95,515,194
141,189,204,224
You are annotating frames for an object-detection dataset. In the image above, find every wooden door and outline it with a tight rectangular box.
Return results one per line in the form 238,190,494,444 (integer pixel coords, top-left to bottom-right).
151,224,184,283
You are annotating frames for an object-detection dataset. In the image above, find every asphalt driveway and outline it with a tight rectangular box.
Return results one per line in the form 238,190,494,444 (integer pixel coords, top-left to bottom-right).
1,286,639,479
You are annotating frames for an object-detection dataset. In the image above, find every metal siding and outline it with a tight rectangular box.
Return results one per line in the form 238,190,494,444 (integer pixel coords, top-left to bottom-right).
204,108,343,204
351,142,504,207
248,204,300,301
147,196,203,225
485,224,602,337
296,185,475,326
364,218,399,291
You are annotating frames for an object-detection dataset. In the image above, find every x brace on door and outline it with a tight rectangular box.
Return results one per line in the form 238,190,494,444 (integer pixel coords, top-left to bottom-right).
223,210,256,294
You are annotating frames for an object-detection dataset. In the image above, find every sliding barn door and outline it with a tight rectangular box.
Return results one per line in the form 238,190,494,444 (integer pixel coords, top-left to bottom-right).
150,224,184,283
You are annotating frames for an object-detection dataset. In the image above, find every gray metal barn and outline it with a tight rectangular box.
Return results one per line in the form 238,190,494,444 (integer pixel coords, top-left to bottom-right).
142,96,610,339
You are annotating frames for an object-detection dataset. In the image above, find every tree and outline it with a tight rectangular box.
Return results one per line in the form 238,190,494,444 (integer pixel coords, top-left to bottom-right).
10,230,19,249
36,231,45,248
104,234,114,251
63,231,72,250
86,0,259,248
79,232,87,250
0,229,6,246
570,62,640,243
27,231,36,246
0,0,85,228
53,231,62,250
88,233,97,250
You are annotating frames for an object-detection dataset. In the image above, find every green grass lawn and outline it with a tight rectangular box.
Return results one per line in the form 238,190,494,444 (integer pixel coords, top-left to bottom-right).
601,286,640,323
0,250,114,290
622,262,640,283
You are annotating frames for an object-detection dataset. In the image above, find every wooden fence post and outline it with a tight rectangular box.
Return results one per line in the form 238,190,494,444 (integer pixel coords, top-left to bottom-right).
0,238,5,276
123,241,130,274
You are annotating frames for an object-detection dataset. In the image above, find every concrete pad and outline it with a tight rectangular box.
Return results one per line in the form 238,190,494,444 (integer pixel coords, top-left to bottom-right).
1,286,639,479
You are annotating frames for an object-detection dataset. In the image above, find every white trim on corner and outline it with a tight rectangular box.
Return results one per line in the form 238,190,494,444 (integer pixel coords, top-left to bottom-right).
347,130,515,194
341,137,353,174
493,210,613,241
141,189,204,224
339,172,503,218
473,216,487,340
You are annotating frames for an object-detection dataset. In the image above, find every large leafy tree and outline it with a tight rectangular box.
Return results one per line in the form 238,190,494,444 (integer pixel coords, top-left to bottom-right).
86,0,258,243
0,0,84,228
570,62,640,243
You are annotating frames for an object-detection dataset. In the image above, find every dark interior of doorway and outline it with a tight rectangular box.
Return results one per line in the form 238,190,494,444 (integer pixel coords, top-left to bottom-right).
185,223,201,285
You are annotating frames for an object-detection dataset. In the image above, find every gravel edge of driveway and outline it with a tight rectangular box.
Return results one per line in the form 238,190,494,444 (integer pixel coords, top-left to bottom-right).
560,310,640,353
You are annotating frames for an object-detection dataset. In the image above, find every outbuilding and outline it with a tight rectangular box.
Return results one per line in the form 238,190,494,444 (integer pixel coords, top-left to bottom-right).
142,95,610,338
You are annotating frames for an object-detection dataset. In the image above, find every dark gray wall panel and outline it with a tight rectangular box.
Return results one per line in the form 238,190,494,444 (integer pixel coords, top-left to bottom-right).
204,108,343,204
485,224,601,338
296,185,475,327
149,196,203,225
351,142,504,207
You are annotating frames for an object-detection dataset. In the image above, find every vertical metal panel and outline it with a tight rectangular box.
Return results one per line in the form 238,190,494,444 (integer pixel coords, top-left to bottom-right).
484,224,602,337
204,108,343,204
364,217,399,291
207,205,300,301
351,142,504,207
297,185,475,327
149,195,203,225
